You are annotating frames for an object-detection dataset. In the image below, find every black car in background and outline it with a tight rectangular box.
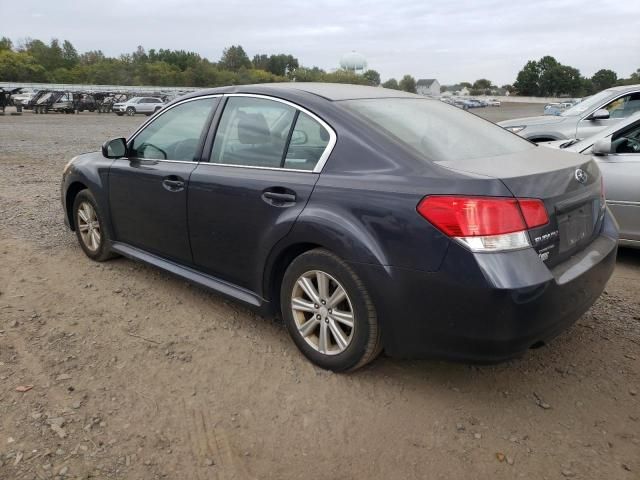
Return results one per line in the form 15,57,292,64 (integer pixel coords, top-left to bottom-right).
61,83,618,371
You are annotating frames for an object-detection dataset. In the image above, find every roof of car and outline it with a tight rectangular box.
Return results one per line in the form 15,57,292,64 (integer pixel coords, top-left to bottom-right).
608,84,640,92
193,82,422,101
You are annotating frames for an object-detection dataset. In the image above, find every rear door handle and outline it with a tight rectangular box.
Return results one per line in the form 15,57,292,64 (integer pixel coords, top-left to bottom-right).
162,176,185,192
262,188,296,206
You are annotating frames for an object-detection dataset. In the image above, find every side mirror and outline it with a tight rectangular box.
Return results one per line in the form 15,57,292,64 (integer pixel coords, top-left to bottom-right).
102,137,127,158
588,109,610,121
592,138,612,156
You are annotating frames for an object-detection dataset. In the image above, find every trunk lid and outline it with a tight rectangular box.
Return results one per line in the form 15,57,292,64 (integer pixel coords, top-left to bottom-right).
437,147,606,267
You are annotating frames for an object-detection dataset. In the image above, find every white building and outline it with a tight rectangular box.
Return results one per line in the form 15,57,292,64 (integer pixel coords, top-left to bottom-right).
416,79,440,97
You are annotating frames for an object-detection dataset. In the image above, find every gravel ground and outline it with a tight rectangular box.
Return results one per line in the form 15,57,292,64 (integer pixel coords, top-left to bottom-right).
0,106,639,480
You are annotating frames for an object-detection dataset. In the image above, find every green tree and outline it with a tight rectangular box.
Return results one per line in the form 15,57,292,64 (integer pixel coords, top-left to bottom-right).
219,45,251,72
362,69,381,86
472,78,493,91
252,54,269,70
132,45,148,64
266,54,299,76
514,60,540,95
62,40,79,69
382,78,399,89
399,74,416,93
292,66,325,82
0,37,12,51
80,50,105,65
591,69,617,91
0,50,47,81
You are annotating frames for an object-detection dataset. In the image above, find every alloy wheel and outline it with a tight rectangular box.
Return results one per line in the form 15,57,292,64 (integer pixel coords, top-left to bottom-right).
291,270,355,355
76,201,101,252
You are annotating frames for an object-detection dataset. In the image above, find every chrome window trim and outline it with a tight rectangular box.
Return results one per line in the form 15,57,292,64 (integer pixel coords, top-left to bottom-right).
124,92,337,172
607,200,640,206
212,93,337,173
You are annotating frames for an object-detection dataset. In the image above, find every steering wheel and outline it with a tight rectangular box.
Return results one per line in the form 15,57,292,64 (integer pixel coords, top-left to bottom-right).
138,142,167,160
172,138,198,161
625,137,640,153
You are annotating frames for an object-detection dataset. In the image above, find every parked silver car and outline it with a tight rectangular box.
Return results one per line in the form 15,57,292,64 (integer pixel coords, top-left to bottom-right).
542,112,640,247
500,85,640,142
112,97,165,116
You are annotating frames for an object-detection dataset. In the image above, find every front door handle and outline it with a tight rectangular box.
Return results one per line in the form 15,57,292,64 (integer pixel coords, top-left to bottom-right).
262,188,296,206
162,176,185,192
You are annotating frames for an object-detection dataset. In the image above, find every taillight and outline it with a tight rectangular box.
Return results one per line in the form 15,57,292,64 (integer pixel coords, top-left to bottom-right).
417,196,549,252
518,199,548,229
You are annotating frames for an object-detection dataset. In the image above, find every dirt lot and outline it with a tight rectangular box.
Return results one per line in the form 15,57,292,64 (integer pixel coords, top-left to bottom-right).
1,106,639,480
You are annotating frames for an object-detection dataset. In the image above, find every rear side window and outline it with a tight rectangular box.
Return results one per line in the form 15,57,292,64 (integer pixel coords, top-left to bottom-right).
284,112,331,171
211,97,296,168
341,98,534,163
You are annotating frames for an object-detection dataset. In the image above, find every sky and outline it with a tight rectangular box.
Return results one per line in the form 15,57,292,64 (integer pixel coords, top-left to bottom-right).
3,0,640,85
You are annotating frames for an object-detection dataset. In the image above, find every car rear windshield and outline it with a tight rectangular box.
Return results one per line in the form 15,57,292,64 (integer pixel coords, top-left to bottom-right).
340,98,534,162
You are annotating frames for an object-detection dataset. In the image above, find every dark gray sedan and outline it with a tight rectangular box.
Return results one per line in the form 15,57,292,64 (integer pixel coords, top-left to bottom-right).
543,112,640,248
61,83,618,371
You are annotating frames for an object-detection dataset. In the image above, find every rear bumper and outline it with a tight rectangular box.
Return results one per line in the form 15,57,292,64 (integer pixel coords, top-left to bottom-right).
351,209,618,362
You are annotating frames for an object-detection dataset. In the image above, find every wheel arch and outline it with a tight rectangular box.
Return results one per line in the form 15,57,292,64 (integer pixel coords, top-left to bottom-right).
526,134,564,143
65,181,88,230
263,242,326,315
262,210,390,315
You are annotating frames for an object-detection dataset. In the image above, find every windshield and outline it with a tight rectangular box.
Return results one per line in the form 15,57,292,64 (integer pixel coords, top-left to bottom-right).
561,90,615,117
340,98,534,162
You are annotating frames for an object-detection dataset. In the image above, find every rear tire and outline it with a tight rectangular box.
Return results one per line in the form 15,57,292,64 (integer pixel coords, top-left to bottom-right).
280,249,382,372
72,190,116,262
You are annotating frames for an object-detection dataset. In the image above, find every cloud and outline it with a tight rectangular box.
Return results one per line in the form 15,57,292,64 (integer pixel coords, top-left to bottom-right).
5,0,640,84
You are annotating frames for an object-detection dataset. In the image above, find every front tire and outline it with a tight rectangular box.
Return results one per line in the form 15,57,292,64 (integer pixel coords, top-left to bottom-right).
126,107,135,116
72,190,115,262
281,249,382,371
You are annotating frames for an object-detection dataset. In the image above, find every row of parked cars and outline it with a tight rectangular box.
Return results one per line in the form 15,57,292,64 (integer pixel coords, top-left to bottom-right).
441,97,501,109
543,99,582,116
7,89,167,116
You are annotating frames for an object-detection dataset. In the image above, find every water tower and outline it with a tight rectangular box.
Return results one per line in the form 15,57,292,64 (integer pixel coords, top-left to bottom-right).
339,51,367,74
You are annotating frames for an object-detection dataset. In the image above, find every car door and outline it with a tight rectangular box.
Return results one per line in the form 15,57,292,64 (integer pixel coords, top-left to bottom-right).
140,98,154,113
596,121,640,242
188,95,335,294
108,95,220,264
576,91,640,139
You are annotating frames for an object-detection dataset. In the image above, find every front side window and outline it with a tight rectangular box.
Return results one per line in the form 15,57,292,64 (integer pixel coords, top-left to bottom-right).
606,93,640,119
211,97,296,168
130,97,216,161
611,121,640,154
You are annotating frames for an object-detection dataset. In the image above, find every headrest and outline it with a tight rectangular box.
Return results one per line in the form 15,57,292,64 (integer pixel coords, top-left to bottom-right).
238,112,271,144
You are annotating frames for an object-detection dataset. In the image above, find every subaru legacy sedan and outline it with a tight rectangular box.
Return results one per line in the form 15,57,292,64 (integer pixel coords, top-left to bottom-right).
61,83,618,371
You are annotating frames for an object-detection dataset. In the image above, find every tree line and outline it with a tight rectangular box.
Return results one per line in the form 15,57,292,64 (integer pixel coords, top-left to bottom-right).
2,38,636,97
512,55,638,97
0,37,398,90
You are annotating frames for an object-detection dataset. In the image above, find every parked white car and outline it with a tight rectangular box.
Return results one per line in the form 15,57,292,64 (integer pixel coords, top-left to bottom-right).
11,89,36,106
112,97,165,116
